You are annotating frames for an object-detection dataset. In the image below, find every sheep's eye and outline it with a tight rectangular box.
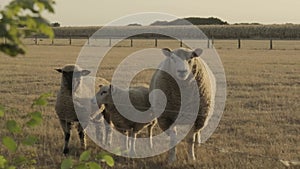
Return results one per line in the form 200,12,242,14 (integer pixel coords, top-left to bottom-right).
101,91,107,95
188,60,192,64
170,56,176,63
73,72,81,78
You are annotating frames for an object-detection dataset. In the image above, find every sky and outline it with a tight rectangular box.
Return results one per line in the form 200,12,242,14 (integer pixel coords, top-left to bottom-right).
1,0,300,26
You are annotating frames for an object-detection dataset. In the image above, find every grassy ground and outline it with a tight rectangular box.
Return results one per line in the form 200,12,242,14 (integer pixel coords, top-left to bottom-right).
0,42,299,168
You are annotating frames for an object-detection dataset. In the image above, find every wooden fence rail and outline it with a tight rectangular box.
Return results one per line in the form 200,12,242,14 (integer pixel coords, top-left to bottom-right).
18,37,300,50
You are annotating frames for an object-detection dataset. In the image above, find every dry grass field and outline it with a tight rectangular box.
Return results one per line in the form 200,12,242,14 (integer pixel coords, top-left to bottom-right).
0,40,299,168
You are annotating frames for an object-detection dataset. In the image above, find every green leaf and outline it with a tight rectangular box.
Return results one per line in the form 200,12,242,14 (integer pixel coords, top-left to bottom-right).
79,150,90,162
0,155,7,168
35,2,45,11
6,120,21,133
0,106,4,117
32,93,52,107
26,111,42,127
87,162,101,169
61,158,73,169
38,22,54,39
13,155,27,166
102,155,114,167
22,135,38,146
32,97,48,106
31,111,42,120
2,136,17,152
75,163,87,169
0,44,26,56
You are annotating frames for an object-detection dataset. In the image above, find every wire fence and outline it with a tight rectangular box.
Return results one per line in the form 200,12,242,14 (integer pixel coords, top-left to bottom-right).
2,36,300,50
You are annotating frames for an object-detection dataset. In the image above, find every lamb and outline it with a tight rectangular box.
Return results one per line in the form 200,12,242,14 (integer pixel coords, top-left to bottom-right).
55,64,92,154
93,84,157,155
149,47,215,162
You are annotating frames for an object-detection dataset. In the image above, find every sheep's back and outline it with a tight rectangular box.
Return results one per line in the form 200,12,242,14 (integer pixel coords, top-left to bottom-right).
129,86,151,111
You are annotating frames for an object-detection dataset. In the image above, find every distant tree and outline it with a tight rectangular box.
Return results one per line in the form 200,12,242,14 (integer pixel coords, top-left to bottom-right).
128,23,142,26
0,0,55,57
150,17,228,26
51,22,61,27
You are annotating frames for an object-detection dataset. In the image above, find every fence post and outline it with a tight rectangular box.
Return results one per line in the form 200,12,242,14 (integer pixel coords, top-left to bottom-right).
238,38,241,49
34,35,38,45
69,35,72,45
87,36,90,45
109,38,111,47
51,38,54,45
155,38,158,47
4,36,6,44
269,39,273,50
180,39,183,47
212,36,214,46
207,39,210,48
130,38,133,47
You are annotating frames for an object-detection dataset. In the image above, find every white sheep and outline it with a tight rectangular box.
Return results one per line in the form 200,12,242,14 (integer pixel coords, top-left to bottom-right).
55,64,92,154
149,48,214,162
93,84,157,155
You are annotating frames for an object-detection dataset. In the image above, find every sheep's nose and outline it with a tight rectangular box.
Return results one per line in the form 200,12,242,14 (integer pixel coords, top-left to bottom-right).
178,70,187,75
178,70,187,73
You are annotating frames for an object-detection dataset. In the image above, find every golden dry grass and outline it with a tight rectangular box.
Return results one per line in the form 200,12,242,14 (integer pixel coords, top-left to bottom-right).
0,41,299,168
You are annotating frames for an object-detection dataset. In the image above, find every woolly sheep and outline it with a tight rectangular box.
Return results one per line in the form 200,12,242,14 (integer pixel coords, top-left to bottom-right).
149,48,214,162
93,84,157,155
88,77,112,146
55,64,92,154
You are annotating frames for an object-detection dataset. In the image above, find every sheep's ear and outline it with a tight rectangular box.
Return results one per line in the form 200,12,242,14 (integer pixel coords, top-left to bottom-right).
191,48,203,58
81,70,91,76
162,48,172,57
55,69,63,73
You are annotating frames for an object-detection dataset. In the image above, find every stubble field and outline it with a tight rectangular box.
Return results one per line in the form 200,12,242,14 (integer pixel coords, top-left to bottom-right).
0,40,299,169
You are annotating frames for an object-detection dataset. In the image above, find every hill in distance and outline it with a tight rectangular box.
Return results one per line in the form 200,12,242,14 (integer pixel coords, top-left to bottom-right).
150,17,229,26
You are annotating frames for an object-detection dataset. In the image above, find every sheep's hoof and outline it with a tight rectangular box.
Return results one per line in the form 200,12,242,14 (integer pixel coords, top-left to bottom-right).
63,147,69,155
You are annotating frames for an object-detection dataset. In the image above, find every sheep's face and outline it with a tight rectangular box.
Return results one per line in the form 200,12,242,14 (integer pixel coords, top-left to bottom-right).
94,85,112,107
56,65,90,91
162,48,203,81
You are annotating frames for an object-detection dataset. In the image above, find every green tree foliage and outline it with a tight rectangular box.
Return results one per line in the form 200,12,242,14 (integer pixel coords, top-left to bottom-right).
61,151,114,169
51,22,60,27
150,17,228,26
0,93,51,169
0,2,115,168
0,0,55,56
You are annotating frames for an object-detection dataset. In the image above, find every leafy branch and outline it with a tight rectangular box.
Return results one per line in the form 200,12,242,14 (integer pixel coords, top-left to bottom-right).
0,0,55,56
0,93,51,169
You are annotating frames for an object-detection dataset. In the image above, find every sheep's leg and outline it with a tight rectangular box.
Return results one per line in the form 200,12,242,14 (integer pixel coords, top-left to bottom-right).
196,131,201,145
122,131,129,151
60,120,71,154
94,114,105,145
188,132,197,161
77,123,86,151
168,127,177,163
129,129,137,156
95,122,104,145
147,123,154,149
105,124,113,146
